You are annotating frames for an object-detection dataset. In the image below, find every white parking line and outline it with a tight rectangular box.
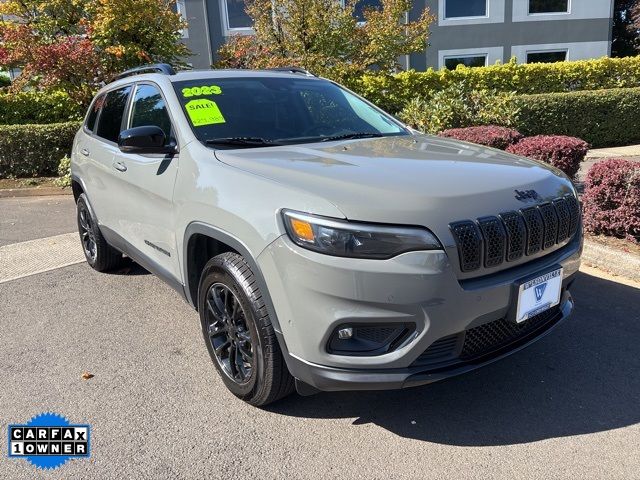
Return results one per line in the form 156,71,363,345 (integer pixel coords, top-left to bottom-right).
0,233,85,284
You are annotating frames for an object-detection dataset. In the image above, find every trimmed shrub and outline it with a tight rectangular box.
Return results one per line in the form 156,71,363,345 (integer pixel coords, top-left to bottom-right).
54,155,72,187
398,85,520,134
0,91,83,125
516,87,640,148
0,122,81,178
582,158,640,243
439,126,523,150
0,75,9,88
506,135,589,179
355,56,640,113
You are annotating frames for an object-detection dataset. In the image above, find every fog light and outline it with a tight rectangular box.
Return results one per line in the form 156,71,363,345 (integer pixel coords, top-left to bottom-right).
327,323,415,356
337,327,353,340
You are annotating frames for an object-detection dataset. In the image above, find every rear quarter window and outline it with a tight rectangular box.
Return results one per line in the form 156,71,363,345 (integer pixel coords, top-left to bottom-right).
85,94,105,132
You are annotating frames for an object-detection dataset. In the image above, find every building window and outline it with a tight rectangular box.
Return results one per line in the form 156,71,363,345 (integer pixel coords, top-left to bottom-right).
223,0,252,30
528,0,569,14
176,0,188,38
526,50,567,63
353,0,382,22
444,0,487,18
444,55,487,69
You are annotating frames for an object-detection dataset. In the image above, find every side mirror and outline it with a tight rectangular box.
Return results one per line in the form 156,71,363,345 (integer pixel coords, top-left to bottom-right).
118,126,177,154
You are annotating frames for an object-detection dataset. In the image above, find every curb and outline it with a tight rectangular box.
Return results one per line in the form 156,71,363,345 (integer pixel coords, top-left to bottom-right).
0,187,72,198
582,239,640,283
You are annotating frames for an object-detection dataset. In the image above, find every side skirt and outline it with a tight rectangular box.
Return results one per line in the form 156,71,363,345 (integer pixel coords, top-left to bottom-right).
100,225,188,302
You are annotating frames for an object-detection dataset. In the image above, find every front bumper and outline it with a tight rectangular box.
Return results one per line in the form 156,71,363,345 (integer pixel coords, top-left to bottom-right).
282,291,573,392
257,232,582,392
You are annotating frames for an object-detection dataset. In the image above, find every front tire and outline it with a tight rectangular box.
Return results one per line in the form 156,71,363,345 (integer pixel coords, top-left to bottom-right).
198,252,294,406
76,193,124,272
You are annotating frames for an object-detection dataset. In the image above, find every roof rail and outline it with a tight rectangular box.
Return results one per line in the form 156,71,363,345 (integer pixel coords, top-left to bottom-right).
112,63,176,82
267,67,315,77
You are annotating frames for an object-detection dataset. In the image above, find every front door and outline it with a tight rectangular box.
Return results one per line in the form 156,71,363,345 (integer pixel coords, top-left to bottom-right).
109,83,181,281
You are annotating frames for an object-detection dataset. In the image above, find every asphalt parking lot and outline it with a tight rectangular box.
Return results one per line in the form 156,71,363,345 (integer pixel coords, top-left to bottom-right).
1,195,639,479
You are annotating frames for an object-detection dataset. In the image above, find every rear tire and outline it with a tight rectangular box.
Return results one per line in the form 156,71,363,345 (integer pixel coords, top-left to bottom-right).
76,193,124,272
198,252,294,406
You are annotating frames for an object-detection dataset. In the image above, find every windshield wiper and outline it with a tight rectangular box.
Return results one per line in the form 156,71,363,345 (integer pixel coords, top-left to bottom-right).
205,137,283,148
320,132,384,142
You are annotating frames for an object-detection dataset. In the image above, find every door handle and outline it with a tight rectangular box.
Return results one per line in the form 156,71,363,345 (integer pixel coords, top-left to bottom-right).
113,161,127,172
81,148,90,157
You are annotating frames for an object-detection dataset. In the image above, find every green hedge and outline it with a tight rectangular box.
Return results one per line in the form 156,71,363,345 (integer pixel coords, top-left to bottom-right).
355,56,640,113
0,75,9,88
0,122,81,178
0,91,83,125
517,87,640,148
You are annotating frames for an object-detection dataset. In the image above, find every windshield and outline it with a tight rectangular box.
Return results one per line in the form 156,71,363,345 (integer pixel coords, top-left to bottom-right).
172,76,409,148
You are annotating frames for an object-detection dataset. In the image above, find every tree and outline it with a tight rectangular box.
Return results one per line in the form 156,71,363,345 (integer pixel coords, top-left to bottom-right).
612,0,639,57
215,0,434,83
629,1,640,53
88,0,190,74
0,0,189,105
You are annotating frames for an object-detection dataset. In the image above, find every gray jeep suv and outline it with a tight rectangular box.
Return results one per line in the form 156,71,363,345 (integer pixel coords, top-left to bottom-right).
71,64,582,406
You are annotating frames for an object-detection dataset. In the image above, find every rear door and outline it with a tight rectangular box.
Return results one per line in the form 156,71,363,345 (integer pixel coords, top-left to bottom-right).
109,82,181,280
82,85,134,230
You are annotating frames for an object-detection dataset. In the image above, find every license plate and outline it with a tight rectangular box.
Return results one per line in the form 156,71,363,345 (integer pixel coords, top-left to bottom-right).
516,268,563,323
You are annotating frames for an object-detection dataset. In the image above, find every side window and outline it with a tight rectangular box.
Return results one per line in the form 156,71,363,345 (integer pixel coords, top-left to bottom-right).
95,86,132,143
85,94,105,132
130,85,172,142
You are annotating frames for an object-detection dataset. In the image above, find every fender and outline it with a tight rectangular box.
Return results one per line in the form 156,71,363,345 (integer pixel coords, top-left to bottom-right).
183,222,298,380
182,222,285,336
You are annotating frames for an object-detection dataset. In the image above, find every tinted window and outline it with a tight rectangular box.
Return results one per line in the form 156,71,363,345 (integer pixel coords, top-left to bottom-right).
444,55,487,70
224,0,252,28
529,0,569,14
527,51,567,63
445,0,486,18
85,94,104,132
130,85,172,141
95,86,132,143
173,77,407,147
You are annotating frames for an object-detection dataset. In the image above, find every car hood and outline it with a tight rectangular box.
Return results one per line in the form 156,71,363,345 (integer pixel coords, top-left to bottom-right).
214,134,575,232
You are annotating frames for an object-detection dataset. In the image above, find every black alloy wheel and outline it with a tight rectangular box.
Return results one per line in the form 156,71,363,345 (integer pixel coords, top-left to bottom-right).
75,193,124,272
204,283,254,384
78,202,98,262
198,252,294,406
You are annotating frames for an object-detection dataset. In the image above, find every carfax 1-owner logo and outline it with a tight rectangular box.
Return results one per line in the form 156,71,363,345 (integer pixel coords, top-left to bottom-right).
7,412,91,470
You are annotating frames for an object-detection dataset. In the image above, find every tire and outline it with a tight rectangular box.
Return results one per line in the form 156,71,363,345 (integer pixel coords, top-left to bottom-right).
76,193,124,272
198,252,294,406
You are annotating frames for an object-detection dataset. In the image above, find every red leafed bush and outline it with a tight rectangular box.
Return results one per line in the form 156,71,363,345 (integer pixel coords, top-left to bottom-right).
506,135,589,179
439,126,523,150
582,158,640,243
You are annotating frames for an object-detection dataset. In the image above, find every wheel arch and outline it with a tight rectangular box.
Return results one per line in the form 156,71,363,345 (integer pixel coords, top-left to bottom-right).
183,222,285,335
70,174,87,203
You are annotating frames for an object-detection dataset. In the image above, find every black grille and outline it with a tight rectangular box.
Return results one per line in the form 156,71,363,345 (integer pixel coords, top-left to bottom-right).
565,194,580,238
553,198,571,243
499,211,526,261
412,334,458,368
450,221,482,272
356,326,399,344
521,207,544,255
539,202,559,250
413,306,562,369
450,195,580,272
478,216,507,268
460,306,561,360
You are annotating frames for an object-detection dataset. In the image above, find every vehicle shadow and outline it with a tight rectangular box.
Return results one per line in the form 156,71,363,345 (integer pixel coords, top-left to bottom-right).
107,258,151,276
268,271,640,446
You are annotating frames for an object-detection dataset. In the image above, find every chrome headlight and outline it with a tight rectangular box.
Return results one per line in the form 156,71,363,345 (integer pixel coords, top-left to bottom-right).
281,210,441,259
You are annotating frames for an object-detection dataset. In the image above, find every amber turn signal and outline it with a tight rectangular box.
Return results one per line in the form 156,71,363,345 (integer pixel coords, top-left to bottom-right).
290,218,315,242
